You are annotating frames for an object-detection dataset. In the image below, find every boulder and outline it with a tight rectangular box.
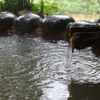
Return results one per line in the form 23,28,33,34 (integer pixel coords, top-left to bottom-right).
15,13,41,31
0,11,16,29
41,15,75,34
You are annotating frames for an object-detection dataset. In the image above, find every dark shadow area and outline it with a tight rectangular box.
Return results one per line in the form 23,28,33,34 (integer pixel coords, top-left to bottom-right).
91,45,100,57
68,81,100,100
0,30,13,36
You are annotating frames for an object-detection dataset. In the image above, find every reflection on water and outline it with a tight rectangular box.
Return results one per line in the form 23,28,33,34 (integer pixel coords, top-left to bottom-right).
0,34,100,100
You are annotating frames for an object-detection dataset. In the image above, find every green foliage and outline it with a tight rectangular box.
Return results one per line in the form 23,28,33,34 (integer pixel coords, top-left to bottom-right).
57,0,100,15
0,0,34,15
0,0,100,16
33,1,60,16
0,0,60,16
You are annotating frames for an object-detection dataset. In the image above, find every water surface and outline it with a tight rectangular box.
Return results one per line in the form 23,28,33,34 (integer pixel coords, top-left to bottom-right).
0,34,100,100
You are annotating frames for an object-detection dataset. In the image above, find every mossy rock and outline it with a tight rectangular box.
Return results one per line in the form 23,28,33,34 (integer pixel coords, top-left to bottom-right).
15,13,41,31
0,11,16,29
41,15,75,34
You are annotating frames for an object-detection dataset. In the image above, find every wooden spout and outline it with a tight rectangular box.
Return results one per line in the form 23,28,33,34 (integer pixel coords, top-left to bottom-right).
71,31,100,50
69,37,74,52
70,26,100,50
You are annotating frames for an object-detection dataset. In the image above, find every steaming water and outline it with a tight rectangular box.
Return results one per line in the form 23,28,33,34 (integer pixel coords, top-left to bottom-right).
0,34,100,100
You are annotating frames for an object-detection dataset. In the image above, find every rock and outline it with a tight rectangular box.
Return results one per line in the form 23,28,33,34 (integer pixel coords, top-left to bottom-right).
93,18,100,23
68,20,98,29
68,20,100,36
15,13,41,31
0,11,16,29
68,81,100,100
41,15,75,34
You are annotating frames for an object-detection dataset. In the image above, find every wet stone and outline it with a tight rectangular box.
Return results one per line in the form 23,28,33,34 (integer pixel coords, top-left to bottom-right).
15,13,41,31
93,18,100,23
41,15,75,34
0,11,16,29
66,20,100,36
68,81,100,100
68,20,99,29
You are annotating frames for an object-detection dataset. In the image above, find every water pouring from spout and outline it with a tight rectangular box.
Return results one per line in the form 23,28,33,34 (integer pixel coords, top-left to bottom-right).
67,38,74,66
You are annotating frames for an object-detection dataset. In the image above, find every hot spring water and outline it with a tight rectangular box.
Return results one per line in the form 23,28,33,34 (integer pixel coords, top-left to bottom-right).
67,38,73,66
0,34,100,100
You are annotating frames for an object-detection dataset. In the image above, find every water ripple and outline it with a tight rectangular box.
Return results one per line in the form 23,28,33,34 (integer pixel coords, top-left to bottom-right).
0,34,100,99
